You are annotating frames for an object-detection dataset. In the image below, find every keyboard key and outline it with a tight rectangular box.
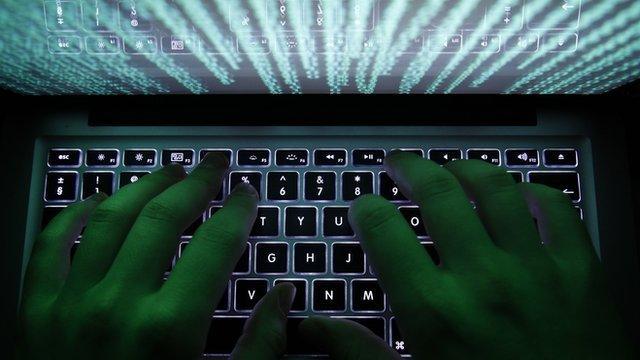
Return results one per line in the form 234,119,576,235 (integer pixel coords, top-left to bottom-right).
276,149,309,166
234,244,251,274
178,240,189,258
209,206,222,217
544,149,578,167
251,207,279,237
183,215,203,236
351,280,385,312
70,240,80,262
399,206,428,237
124,149,156,166
314,149,347,166
323,207,353,237
205,317,248,355
286,317,320,355
216,282,230,312
352,149,385,166
395,148,424,157
86,149,119,167
119,171,150,187
421,242,440,265
294,243,326,274
235,279,268,311
332,243,365,274
42,206,65,229
305,172,336,201
229,172,262,199
575,206,583,220
467,149,501,165
340,317,385,339
255,243,288,274
275,279,307,311
379,172,407,201
313,280,346,312
161,149,194,166
508,171,524,183
45,172,78,201
528,172,581,202
285,207,317,237
48,149,81,167
428,149,462,165
200,149,232,164
267,172,298,200
506,149,539,167
342,172,373,201
82,172,114,199
391,317,410,355
238,149,270,166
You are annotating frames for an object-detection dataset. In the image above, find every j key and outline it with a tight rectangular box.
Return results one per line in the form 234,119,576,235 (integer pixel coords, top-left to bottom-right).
544,149,578,167
352,149,385,166
391,318,410,355
305,172,336,201
82,172,114,199
255,243,288,274
294,243,326,273
285,207,317,237
351,280,385,312
267,172,298,200
313,280,346,312
341,317,385,340
48,149,81,167
429,149,462,165
528,172,581,202
421,242,441,265
251,207,279,237
238,149,270,166
42,206,65,229
506,149,539,167
45,172,78,201
342,172,373,201
205,317,247,355
200,149,232,164
161,149,194,166
332,243,365,274
124,149,156,166
235,279,268,311
400,207,428,237
276,149,309,166
183,215,203,236
509,171,524,183
234,244,250,274
314,149,347,166
379,172,407,201
119,171,150,187
323,207,353,237
229,172,262,199
275,280,307,311
467,149,501,165
86,149,118,167
216,284,230,311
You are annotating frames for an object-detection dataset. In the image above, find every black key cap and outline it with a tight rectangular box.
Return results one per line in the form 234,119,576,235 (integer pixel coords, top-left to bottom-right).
251,207,279,237
42,206,65,229
391,317,410,355
313,280,346,312
508,171,524,183
467,149,501,165
255,243,288,274
229,172,262,199
205,317,248,355
395,148,424,157
342,172,373,201
209,206,223,217
276,149,309,166
45,172,78,201
294,243,326,273
399,206,428,237
544,149,578,167
341,317,385,339
285,207,317,237
161,149,194,166
124,149,156,166
421,242,440,265
506,149,539,167
48,149,81,167
216,283,230,311
351,280,385,312
200,149,232,164
429,149,462,165
267,172,298,200
183,215,203,236
234,244,250,274
178,240,189,258
379,172,407,201
86,149,119,167
275,280,307,311
352,149,385,166
528,172,581,202
119,171,150,187
235,279,268,311
305,172,336,201
314,149,347,166
286,317,320,355
82,172,114,199
323,207,353,237
332,243,365,274
238,149,270,166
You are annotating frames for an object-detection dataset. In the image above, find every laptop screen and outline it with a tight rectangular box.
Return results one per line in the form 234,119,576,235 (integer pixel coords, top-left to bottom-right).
0,0,639,95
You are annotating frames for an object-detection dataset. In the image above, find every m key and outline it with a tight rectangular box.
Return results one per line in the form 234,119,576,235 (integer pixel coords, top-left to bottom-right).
351,280,385,312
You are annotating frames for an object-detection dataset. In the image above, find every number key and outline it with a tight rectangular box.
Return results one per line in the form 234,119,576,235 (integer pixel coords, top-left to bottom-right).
342,172,373,201
305,172,336,201
267,172,298,200
379,172,407,201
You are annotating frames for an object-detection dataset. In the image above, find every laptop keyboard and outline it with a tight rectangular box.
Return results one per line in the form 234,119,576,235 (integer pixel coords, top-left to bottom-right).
41,145,583,356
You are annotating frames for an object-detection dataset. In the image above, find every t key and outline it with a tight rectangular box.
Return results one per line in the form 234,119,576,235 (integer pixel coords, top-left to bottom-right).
267,172,298,200
251,207,279,237
305,172,336,201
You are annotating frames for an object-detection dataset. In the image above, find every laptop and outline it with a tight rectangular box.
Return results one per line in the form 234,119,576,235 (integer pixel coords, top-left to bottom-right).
1,0,639,357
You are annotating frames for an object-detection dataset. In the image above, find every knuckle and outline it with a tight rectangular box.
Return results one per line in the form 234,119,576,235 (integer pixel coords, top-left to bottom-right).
89,200,132,226
196,224,245,251
139,199,179,223
412,171,460,201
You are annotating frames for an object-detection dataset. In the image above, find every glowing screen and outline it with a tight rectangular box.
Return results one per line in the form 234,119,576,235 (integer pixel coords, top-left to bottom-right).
0,0,639,94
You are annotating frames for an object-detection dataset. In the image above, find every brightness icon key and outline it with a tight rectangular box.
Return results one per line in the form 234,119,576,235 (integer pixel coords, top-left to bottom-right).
123,36,157,54
86,36,120,54
124,149,157,166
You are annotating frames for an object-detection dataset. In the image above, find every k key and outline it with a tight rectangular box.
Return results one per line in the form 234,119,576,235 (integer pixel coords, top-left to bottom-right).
235,279,268,311
267,172,298,200
82,172,114,199
285,207,317,237
305,172,336,201
323,207,353,237
342,172,373,201
313,280,346,312
294,243,326,273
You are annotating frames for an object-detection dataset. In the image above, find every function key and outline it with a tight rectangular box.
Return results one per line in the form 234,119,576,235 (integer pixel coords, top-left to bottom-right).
86,149,119,167
394,148,424,157
45,172,78,202
124,149,156,167
351,279,385,312
428,149,462,165
332,243,365,274
267,172,299,201
528,171,581,202
161,149,194,166
342,172,374,201
505,149,539,167
48,149,81,167
352,149,385,166
119,171,150,188
467,149,501,165
200,149,232,165
82,172,114,199
276,149,309,166
305,172,336,201
314,149,347,166
229,172,262,199
285,207,317,237
544,149,578,167
313,279,346,312
235,279,269,311
379,172,407,201
255,243,289,274
274,279,307,311
238,149,270,166
323,207,354,237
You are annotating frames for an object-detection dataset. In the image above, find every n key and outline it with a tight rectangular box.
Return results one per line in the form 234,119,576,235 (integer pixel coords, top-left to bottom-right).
313,280,346,312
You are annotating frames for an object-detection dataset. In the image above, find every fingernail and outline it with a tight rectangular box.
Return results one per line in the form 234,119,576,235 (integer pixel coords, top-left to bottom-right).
199,152,230,169
232,182,259,199
163,163,187,178
276,283,297,314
